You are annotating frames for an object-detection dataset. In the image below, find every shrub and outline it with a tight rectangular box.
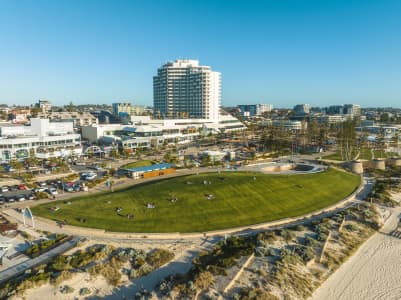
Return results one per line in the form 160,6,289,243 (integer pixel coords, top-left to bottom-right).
345,224,359,232
146,248,174,268
52,271,73,286
279,229,295,242
80,287,91,296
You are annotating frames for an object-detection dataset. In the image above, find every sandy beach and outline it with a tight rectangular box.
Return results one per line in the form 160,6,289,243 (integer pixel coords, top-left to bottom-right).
310,205,401,300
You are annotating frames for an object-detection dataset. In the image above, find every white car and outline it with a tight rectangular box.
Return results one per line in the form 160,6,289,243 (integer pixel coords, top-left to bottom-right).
1,186,9,192
84,172,97,181
47,187,58,195
17,194,26,202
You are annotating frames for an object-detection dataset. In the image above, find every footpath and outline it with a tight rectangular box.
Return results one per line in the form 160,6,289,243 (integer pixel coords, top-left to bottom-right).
0,237,80,286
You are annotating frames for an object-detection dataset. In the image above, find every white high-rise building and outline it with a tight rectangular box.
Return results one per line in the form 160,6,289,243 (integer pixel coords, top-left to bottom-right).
153,59,221,120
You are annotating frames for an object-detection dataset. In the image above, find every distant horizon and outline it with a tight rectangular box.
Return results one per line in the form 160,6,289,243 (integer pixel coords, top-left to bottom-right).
1,1,401,107
2,101,401,110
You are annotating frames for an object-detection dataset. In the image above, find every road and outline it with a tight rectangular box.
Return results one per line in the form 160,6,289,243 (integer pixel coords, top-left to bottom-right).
0,236,80,286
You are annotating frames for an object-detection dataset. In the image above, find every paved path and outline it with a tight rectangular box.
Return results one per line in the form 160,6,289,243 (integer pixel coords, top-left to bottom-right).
0,237,80,286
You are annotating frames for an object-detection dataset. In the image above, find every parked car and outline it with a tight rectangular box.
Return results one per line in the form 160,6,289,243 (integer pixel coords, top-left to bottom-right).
47,187,58,195
16,194,26,201
73,184,81,192
27,193,35,200
84,172,97,181
0,197,5,205
9,186,18,192
1,186,9,192
4,165,16,172
88,165,102,171
18,184,27,190
63,184,74,192
7,196,15,203
35,187,46,193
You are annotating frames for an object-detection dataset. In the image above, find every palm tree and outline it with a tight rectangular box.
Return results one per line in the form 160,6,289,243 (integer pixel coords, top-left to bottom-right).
194,271,214,300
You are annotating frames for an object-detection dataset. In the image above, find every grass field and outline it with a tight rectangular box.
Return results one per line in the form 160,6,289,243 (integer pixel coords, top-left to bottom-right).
32,168,361,233
120,160,154,169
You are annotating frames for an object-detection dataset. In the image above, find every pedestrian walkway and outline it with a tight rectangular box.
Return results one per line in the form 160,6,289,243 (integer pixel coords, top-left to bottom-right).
0,237,80,286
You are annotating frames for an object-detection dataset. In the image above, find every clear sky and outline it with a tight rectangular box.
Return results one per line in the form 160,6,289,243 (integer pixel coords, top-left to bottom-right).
1,0,400,108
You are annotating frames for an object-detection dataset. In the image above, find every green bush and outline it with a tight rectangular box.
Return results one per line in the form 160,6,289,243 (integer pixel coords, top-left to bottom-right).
146,249,174,268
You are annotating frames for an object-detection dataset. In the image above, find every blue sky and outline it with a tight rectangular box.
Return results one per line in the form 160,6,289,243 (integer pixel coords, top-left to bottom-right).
0,0,400,108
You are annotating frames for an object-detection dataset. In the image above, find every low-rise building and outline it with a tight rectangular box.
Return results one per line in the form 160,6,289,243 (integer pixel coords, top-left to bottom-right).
82,114,245,151
0,118,82,161
237,104,273,117
125,163,175,179
272,120,306,131
36,111,98,127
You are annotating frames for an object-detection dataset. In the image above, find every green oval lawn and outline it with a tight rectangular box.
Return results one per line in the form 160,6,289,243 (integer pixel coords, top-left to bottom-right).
32,168,360,233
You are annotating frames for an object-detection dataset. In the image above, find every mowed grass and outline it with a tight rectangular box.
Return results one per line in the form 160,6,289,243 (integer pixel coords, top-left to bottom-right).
121,160,154,169
32,168,360,233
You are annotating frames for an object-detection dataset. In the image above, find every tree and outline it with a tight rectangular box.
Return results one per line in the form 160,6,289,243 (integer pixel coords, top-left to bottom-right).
200,154,211,166
10,160,24,175
66,101,75,112
337,119,357,161
194,271,214,300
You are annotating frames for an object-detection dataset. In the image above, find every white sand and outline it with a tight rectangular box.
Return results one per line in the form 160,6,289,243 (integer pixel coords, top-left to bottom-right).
310,206,401,300
14,273,114,300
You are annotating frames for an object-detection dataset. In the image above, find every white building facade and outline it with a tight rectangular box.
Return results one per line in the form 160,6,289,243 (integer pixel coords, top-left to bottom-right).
153,59,221,120
82,114,245,151
0,119,82,161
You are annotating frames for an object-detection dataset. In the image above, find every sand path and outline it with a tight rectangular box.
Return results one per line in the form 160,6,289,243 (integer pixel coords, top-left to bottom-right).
310,206,401,300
